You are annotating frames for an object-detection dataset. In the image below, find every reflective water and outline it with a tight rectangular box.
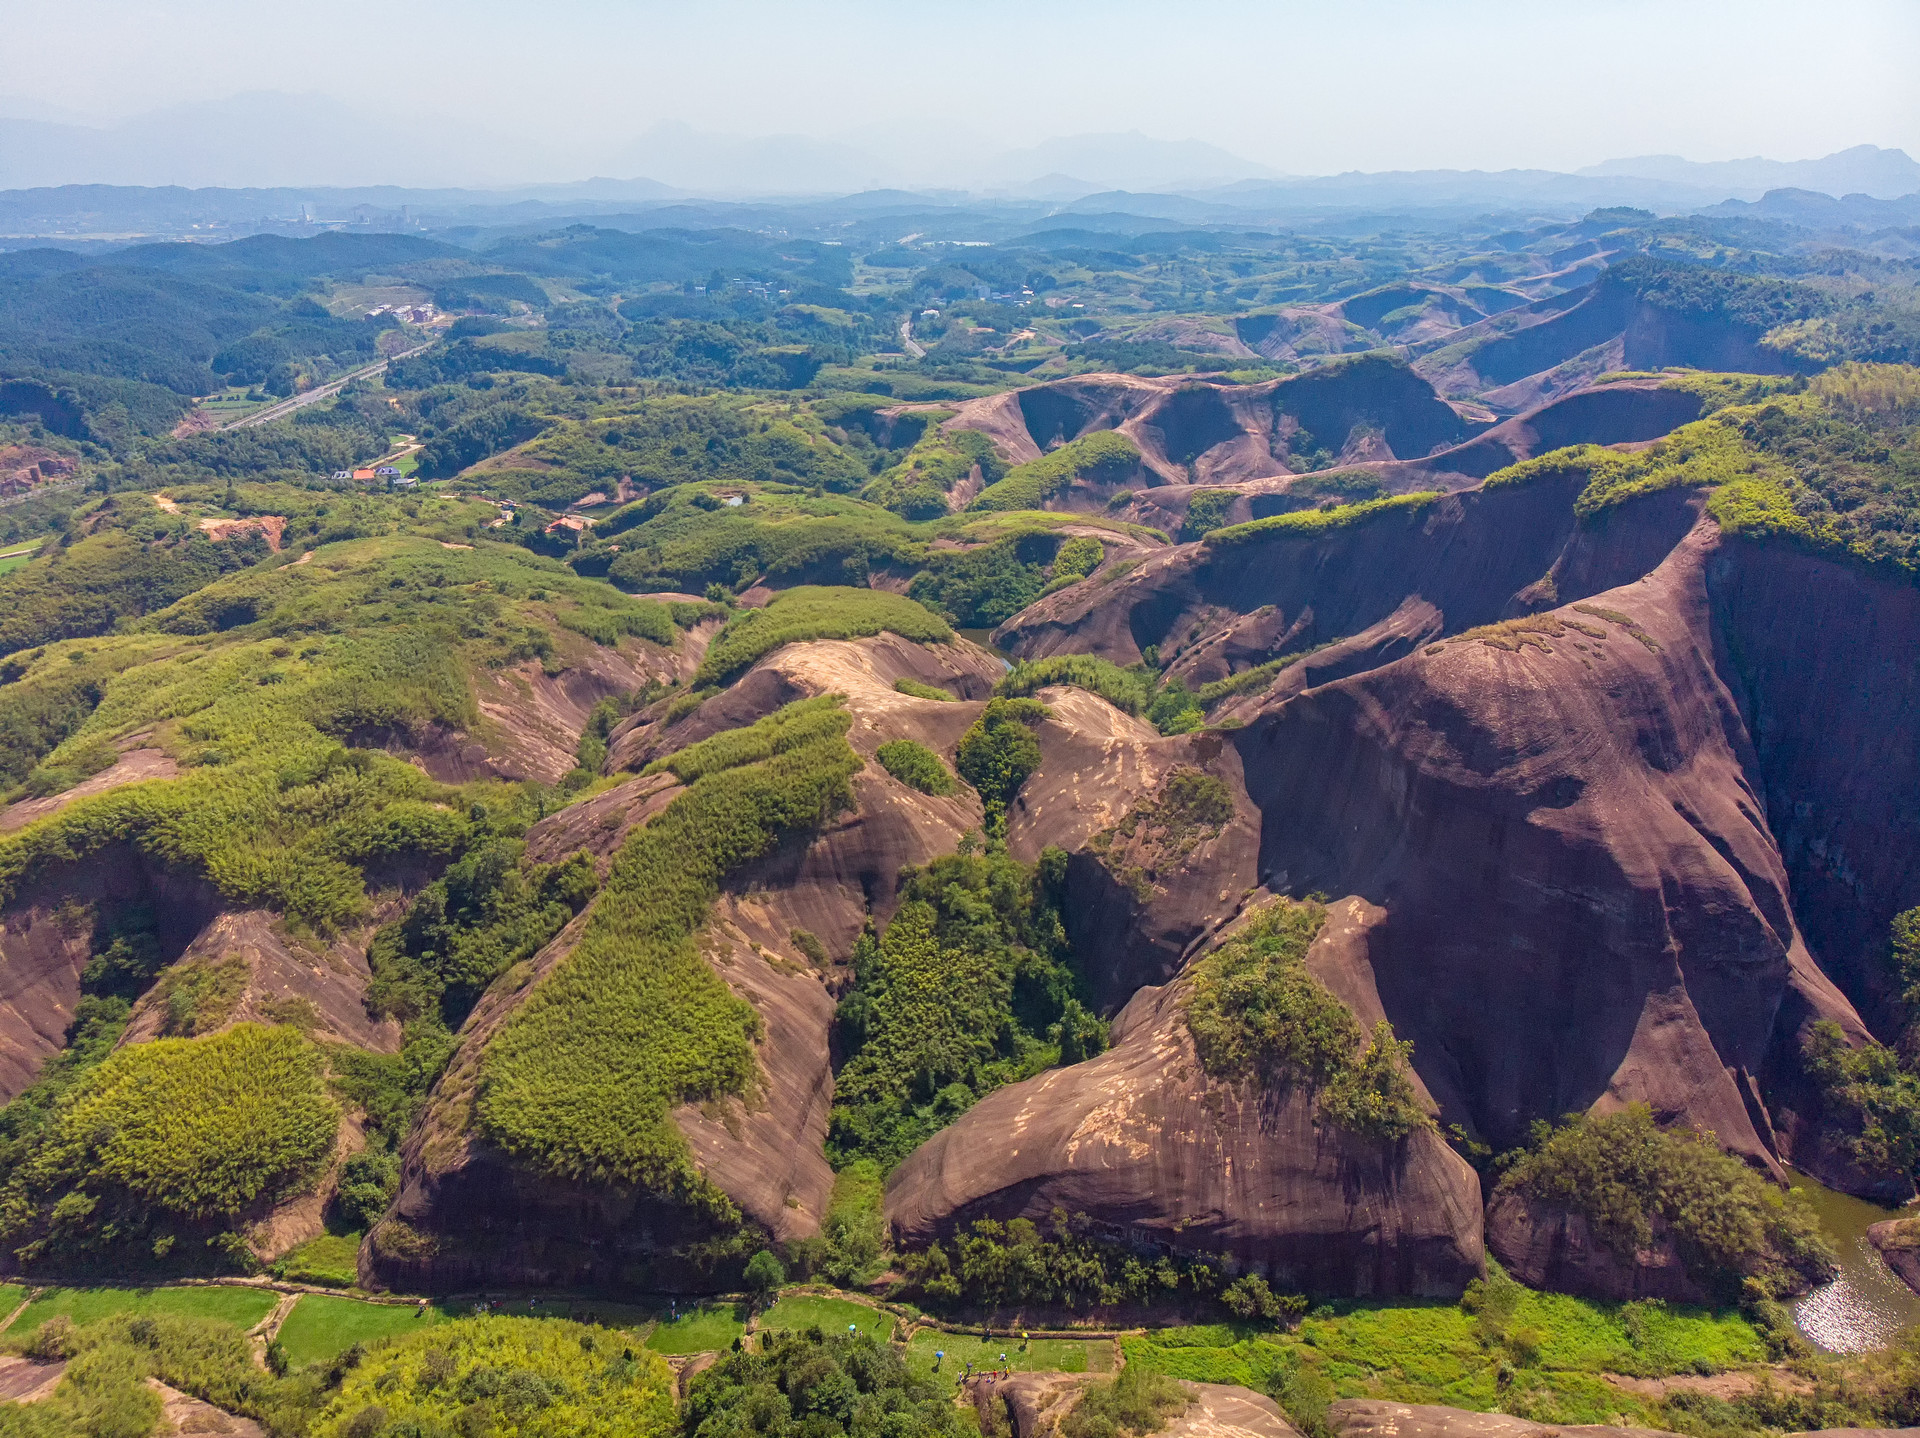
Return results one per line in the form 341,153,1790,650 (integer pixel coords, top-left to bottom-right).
956,629,1012,669
1789,1169,1920,1353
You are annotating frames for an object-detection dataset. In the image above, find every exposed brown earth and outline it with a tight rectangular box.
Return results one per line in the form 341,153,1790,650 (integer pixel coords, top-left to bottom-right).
0,745,178,832
1328,1400,1664,1438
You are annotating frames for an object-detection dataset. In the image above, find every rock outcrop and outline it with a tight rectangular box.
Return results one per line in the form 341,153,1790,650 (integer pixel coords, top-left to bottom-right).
886,900,1486,1297
1328,1400,1665,1438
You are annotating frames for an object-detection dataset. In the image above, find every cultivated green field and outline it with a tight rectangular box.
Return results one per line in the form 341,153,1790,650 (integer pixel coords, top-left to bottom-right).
11,1284,279,1338
274,1292,456,1369
903,1328,1105,1379
760,1293,886,1337
643,1300,746,1355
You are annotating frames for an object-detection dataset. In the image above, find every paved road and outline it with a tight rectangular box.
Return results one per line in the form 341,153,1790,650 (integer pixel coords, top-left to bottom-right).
221,342,433,430
899,317,926,359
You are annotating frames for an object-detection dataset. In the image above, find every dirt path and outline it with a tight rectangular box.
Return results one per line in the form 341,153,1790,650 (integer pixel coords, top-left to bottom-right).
0,1294,33,1336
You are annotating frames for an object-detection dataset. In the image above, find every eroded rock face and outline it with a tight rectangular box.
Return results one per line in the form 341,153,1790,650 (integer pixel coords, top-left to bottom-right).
1483,1192,1709,1305
0,852,223,1102
1228,512,1845,1165
1328,1400,1666,1438
119,909,401,1053
885,907,1486,1297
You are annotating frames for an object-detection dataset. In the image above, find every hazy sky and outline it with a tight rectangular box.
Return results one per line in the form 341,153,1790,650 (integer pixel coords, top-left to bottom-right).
5,0,1917,177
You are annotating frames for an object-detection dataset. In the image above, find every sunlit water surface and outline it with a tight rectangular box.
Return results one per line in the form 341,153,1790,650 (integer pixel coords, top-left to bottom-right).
1789,1170,1920,1353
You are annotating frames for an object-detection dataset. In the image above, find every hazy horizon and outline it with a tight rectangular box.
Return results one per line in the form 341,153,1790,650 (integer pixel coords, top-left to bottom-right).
3,0,1917,193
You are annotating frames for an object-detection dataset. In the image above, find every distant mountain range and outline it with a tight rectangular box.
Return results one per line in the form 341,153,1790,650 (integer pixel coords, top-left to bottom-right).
1,90,1915,208
1,90,1916,247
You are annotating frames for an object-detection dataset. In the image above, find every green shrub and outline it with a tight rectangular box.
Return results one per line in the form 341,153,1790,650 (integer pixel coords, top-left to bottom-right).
828,846,1094,1171
1496,1104,1835,1299
477,702,862,1195
1203,491,1442,547
898,1209,1272,1316
892,676,953,701
1051,535,1104,582
1061,1359,1190,1438
908,530,1060,627
685,1328,972,1438
1317,1021,1431,1141
1801,1020,1920,1184
875,739,955,795
1181,489,1237,541
37,1340,164,1438
366,839,598,1028
955,697,1049,837
152,957,248,1037
998,655,1151,715
1193,645,1330,706
313,1315,676,1438
867,427,1007,518
969,432,1140,512
1183,899,1429,1140
0,1023,338,1264
693,587,951,687
1184,900,1353,1083
645,695,847,784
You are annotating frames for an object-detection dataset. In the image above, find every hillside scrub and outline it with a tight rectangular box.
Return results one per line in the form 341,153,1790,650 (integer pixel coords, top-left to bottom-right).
968,431,1140,512
1491,373,1920,579
692,586,951,687
314,1315,676,1438
1203,491,1443,547
1062,1358,1191,1438
508,393,873,505
891,676,953,701
1801,1019,1920,1185
0,533,676,935
874,739,955,795
828,846,1100,1171
1496,1104,1834,1299
899,1208,1296,1318
1193,644,1330,706
0,1023,338,1268
999,654,1152,714
593,483,924,595
866,426,1006,518
955,697,1049,837
1184,899,1430,1140
684,1327,974,1438
366,837,599,1028
997,654,1205,736
645,694,850,784
907,528,1071,627
476,700,862,1198
1090,766,1234,902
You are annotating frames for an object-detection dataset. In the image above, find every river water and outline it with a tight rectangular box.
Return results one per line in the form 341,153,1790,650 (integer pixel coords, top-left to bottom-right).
1788,1170,1920,1352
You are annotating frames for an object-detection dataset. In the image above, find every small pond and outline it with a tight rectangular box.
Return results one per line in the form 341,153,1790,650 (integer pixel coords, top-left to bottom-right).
1789,1169,1920,1353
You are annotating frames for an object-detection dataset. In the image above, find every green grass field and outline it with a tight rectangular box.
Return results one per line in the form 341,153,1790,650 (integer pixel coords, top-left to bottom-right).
903,1329,1105,1380
0,1286,26,1326
643,1301,746,1355
1118,1293,1766,1427
12,1285,280,1338
761,1294,886,1337
271,1232,362,1288
274,1293,457,1369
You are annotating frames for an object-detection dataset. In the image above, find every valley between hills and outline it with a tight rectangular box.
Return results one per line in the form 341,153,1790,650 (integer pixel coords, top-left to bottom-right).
0,196,1915,1437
